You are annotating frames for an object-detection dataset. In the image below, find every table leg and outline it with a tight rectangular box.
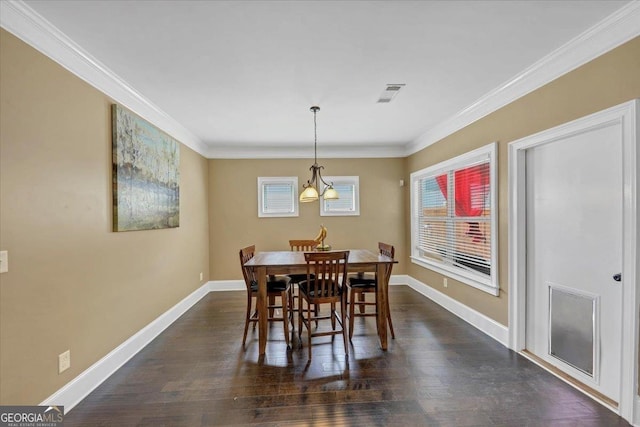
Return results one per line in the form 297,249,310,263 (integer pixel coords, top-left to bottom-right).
257,266,267,355
376,263,388,351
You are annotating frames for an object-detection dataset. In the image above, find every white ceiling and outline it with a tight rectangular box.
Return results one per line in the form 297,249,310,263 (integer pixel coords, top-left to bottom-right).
7,1,638,158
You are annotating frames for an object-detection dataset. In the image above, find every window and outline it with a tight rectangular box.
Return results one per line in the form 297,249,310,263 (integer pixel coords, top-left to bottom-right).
257,177,298,217
320,176,360,216
410,143,498,295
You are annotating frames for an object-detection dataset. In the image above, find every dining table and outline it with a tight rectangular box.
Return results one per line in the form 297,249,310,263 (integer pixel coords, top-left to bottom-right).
243,248,397,356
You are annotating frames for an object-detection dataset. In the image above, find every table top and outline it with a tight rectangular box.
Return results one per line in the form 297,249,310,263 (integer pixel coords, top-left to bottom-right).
244,249,396,268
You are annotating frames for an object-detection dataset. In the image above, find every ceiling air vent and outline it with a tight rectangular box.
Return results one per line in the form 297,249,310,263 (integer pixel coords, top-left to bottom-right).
377,84,405,103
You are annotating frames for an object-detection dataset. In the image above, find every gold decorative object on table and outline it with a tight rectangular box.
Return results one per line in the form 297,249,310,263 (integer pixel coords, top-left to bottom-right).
314,224,331,251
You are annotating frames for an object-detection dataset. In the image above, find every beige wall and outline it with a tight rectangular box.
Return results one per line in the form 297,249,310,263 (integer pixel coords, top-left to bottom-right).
406,36,640,326
208,158,406,279
0,30,210,404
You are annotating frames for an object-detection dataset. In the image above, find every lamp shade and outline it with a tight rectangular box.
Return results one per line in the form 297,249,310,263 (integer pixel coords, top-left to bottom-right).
299,186,319,203
323,186,339,200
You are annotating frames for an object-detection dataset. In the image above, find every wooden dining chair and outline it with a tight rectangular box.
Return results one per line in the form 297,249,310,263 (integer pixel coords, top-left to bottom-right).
289,239,319,252
287,239,319,314
287,239,319,283
239,245,293,348
298,250,350,359
347,242,396,340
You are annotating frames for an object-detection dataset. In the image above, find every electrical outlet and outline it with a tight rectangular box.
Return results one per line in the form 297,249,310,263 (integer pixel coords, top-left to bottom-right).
0,251,8,273
443,277,448,288
199,272,203,281
58,350,70,374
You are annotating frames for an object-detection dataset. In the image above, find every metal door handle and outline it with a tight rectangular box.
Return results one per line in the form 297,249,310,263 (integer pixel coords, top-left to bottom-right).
613,273,622,282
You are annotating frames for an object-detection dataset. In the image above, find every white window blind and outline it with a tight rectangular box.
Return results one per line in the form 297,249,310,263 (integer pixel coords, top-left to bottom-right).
321,176,360,216
257,177,298,217
411,143,498,294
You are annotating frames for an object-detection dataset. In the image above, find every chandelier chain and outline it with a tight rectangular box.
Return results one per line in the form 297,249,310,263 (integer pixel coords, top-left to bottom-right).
313,107,318,163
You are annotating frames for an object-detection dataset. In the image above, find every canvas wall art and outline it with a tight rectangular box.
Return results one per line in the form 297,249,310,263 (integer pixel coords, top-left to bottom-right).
112,104,180,231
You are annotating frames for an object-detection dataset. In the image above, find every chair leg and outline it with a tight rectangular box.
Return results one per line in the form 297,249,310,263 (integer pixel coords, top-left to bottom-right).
331,302,336,330
298,296,304,346
341,294,349,359
348,287,356,340
251,309,258,329
306,302,312,359
268,295,275,318
358,292,366,314
242,293,252,348
281,290,290,348
386,298,395,339
288,287,295,333
289,284,296,313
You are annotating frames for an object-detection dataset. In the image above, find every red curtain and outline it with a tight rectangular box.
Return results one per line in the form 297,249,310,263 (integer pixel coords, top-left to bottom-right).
435,164,489,217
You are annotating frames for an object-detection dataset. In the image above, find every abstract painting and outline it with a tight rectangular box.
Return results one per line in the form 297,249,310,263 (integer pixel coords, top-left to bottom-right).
112,104,180,231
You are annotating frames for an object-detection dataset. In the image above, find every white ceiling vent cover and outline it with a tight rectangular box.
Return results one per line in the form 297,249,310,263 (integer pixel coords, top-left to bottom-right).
377,84,406,103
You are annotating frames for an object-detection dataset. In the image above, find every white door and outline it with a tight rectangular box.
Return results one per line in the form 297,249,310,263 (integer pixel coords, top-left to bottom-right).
525,121,623,403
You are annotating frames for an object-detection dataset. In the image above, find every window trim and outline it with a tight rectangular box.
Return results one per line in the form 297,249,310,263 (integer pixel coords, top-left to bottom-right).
257,176,299,218
320,176,360,217
410,142,499,295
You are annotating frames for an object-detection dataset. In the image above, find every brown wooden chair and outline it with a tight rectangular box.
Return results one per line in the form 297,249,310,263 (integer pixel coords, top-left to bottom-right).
239,245,293,348
347,242,396,340
298,250,350,359
289,239,319,252
288,239,318,283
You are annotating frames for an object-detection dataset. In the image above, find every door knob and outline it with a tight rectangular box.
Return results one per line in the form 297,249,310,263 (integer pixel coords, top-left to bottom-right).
613,273,622,282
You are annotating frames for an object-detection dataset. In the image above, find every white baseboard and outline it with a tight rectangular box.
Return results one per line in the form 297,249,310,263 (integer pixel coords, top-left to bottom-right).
208,279,244,291
400,275,509,347
40,282,211,412
43,274,507,413
388,275,405,286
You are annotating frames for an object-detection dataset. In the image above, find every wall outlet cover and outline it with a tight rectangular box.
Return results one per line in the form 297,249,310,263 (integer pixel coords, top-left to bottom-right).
58,350,70,374
0,251,8,273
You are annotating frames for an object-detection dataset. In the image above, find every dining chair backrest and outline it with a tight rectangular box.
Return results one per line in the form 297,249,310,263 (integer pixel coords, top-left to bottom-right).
378,242,394,259
304,250,349,300
378,241,395,278
289,239,318,251
239,244,256,289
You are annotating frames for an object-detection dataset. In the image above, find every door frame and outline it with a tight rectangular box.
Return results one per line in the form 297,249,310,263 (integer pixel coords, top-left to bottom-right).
507,99,639,422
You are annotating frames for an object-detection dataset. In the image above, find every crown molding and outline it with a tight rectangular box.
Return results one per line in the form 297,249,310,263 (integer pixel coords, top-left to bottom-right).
0,0,209,157
207,143,406,159
405,1,640,156
2,0,638,160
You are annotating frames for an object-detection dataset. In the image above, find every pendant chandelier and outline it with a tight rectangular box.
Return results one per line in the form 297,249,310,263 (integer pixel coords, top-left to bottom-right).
299,106,339,203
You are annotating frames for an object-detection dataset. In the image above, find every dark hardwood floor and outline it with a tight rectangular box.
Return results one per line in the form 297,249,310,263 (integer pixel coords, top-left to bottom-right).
65,286,630,426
